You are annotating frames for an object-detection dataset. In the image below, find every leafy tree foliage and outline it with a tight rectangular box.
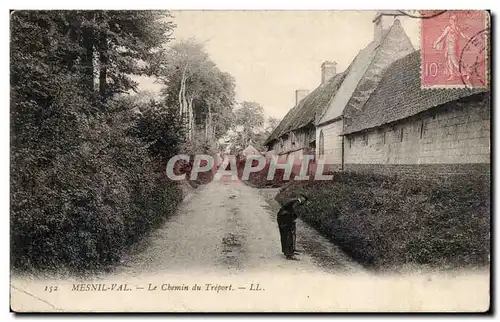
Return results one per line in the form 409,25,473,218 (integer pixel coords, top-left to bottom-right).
155,39,236,145
130,96,184,163
10,10,182,272
265,116,281,135
231,101,265,149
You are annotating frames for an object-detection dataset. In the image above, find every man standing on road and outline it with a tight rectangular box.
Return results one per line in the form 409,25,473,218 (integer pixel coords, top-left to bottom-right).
277,194,308,260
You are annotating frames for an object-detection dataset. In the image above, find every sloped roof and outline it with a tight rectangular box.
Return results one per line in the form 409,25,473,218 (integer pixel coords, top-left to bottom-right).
342,50,489,135
316,42,379,124
265,70,348,145
342,20,415,129
317,20,414,125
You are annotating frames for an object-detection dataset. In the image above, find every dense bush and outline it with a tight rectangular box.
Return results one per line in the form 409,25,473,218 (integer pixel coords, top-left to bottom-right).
10,11,183,273
11,92,184,272
276,171,490,269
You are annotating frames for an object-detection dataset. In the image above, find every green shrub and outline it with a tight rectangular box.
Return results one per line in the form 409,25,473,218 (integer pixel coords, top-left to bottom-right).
276,171,490,269
11,94,184,272
10,10,185,274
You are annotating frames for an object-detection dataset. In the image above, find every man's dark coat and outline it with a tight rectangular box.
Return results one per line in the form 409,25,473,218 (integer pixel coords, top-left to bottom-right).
277,199,299,256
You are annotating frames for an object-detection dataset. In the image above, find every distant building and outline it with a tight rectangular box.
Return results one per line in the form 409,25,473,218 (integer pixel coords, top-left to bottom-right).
264,63,347,163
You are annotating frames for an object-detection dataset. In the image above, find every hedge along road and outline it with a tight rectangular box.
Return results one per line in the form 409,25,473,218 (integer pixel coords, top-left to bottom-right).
10,179,361,312
116,179,363,276
11,179,490,312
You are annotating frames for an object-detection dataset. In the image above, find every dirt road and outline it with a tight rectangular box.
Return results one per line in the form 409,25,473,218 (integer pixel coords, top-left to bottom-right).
116,180,362,276
10,180,489,312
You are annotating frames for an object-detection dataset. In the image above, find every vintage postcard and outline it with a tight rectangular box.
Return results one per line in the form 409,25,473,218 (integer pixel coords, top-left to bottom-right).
10,9,491,313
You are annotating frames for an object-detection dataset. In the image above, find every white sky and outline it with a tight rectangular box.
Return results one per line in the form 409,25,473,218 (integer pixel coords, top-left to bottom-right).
136,10,421,119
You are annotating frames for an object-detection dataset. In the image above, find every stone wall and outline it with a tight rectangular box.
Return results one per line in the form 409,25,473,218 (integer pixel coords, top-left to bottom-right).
316,119,343,169
344,94,490,178
344,163,490,180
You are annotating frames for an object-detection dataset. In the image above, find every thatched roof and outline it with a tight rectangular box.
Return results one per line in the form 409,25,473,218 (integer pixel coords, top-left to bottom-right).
265,71,348,145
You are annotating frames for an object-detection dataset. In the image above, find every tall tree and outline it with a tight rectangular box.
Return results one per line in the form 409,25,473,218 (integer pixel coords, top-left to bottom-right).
92,10,176,102
265,116,281,135
155,39,236,143
10,10,180,271
15,10,174,102
233,101,265,148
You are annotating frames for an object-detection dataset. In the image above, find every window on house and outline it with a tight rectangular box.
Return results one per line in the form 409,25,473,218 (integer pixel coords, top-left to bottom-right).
419,121,425,139
382,131,386,144
400,127,404,142
319,130,325,156
363,133,368,146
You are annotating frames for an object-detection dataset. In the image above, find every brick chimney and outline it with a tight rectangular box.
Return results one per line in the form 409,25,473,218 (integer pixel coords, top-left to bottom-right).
295,89,309,106
321,61,337,84
373,11,404,43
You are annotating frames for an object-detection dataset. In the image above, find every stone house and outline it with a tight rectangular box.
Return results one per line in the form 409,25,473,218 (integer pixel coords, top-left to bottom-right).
265,11,490,178
342,50,490,178
264,62,347,163
315,12,415,171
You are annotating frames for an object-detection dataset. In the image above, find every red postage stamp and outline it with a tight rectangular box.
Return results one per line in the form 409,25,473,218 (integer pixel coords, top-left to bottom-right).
421,10,489,89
